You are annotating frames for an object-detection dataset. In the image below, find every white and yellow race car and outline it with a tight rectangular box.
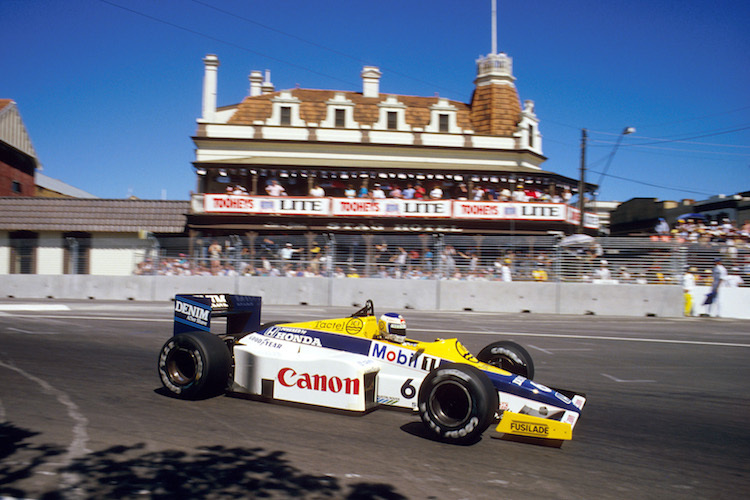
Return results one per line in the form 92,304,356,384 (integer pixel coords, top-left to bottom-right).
158,294,586,445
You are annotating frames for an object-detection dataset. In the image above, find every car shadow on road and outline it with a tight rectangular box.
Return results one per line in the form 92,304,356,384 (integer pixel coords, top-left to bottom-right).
0,421,407,499
399,421,483,446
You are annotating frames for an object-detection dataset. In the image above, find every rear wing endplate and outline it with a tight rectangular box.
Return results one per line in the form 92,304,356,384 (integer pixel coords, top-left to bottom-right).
173,294,262,336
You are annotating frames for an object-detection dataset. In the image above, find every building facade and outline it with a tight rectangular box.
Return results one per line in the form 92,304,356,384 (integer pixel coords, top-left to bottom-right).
188,48,597,239
0,100,37,197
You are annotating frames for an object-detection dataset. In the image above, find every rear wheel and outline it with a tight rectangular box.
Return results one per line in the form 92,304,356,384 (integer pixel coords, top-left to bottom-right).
417,363,498,443
477,340,534,380
158,331,231,399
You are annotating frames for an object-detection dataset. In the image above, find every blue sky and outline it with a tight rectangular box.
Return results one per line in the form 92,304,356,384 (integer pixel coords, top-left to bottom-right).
3,0,749,202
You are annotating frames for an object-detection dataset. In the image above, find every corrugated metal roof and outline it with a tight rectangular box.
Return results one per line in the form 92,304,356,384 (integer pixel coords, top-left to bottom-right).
0,100,38,161
35,173,97,199
0,197,189,233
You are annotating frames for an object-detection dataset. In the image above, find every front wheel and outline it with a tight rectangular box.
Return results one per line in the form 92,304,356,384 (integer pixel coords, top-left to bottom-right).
417,363,498,443
476,340,534,380
158,331,231,399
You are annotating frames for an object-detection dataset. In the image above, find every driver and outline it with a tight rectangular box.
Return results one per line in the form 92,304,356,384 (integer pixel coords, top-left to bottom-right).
378,313,406,344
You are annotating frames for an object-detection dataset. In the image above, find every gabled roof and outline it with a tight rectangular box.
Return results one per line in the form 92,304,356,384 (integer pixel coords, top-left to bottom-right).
0,100,38,163
0,197,189,233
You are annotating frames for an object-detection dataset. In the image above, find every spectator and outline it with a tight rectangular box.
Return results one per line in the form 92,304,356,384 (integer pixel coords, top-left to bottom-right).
279,242,301,261
655,218,670,235
532,262,548,281
682,266,697,316
704,258,728,317
429,184,443,200
499,186,512,201
455,183,469,200
512,184,528,202
265,179,286,196
472,186,485,200
389,184,403,198
310,183,325,197
563,187,573,204
414,183,426,199
208,240,222,275
500,258,512,282
358,181,369,198
594,259,611,281
371,184,386,198
344,184,356,198
402,184,415,199
726,267,743,287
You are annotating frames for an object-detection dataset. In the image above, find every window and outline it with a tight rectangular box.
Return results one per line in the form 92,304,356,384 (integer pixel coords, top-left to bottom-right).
529,124,535,148
280,106,291,125
64,233,91,275
387,111,398,130
10,231,37,274
439,114,449,132
335,109,346,128
11,180,21,193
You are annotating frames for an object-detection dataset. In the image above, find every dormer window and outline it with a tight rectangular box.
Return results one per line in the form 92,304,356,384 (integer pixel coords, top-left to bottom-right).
427,99,459,133
387,111,398,130
269,91,303,126
335,109,346,128
280,106,291,125
374,96,407,131
439,114,449,132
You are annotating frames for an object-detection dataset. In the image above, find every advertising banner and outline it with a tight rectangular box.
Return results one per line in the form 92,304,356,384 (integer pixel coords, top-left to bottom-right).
330,198,452,218
452,201,567,220
204,195,330,215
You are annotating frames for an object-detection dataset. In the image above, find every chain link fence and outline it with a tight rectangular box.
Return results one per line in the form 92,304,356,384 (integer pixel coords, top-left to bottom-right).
116,234,749,287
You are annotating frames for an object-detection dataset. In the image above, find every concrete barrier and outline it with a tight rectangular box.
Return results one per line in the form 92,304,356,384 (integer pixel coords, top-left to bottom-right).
0,274,707,318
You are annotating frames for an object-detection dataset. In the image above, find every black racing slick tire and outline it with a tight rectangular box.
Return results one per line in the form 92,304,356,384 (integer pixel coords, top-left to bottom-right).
158,331,231,399
476,340,535,380
417,363,499,443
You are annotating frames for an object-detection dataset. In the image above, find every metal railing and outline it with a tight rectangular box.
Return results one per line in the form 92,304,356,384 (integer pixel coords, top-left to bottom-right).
124,234,748,286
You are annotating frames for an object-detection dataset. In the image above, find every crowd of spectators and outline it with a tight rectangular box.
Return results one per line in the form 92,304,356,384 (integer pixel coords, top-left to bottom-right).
134,233,747,288
221,178,575,203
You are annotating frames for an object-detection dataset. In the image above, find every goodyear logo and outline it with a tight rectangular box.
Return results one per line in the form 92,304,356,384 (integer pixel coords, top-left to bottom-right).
509,420,550,437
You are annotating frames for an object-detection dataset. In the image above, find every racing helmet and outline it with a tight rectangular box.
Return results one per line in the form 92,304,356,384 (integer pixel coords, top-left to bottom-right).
379,312,406,343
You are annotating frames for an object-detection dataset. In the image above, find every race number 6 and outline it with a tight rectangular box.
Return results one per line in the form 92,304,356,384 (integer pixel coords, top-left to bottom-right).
400,378,416,399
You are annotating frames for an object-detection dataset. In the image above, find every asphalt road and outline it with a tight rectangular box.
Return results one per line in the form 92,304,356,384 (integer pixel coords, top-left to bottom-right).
1,299,749,499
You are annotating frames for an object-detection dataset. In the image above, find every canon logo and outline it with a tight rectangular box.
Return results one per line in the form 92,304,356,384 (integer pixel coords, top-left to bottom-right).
277,367,360,395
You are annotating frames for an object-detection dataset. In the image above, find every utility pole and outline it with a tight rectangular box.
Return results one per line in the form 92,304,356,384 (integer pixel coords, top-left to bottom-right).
577,128,587,233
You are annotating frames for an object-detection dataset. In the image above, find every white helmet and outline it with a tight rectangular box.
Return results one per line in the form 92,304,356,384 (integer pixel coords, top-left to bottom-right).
379,313,406,343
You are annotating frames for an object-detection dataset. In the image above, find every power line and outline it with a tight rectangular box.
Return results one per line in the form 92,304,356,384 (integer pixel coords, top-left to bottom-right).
188,0,469,97
98,0,361,88
588,169,714,197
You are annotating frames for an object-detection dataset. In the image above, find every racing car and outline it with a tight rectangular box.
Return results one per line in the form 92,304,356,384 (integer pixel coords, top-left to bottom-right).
158,294,586,445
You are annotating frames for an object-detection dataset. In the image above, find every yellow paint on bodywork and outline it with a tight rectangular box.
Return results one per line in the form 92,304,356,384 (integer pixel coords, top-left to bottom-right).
495,411,572,440
276,315,511,376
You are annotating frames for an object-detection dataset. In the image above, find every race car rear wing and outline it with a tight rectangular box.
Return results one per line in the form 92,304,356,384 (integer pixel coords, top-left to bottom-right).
173,294,262,337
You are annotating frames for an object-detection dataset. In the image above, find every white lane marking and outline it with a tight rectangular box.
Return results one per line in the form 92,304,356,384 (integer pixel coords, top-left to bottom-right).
0,304,70,311
6,327,57,335
1,313,748,348
0,360,89,491
527,344,553,355
601,373,656,383
414,328,750,349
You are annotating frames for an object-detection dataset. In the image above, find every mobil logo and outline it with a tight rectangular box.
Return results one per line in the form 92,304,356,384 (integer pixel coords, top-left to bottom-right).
369,342,439,372
277,367,360,395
